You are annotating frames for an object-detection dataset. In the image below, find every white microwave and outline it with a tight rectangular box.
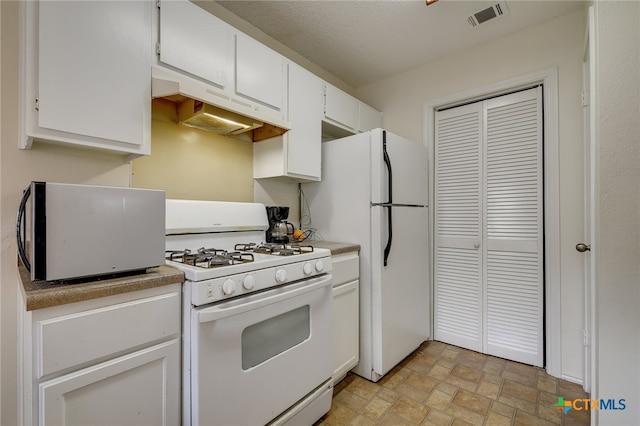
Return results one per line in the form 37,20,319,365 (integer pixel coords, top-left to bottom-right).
17,182,166,282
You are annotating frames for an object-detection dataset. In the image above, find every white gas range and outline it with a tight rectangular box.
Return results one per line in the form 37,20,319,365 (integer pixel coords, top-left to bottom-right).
165,200,333,426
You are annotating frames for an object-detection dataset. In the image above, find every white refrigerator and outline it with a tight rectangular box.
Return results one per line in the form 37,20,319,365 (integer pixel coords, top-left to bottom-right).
302,128,429,382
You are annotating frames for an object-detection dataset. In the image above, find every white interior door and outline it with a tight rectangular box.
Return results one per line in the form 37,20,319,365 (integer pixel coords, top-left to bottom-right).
484,88,544,367
434,88,544,367
581,6,597,394
433,103,483,353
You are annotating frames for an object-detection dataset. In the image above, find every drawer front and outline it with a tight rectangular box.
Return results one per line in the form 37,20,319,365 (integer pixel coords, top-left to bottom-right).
36,288,181,378
331,252,359,287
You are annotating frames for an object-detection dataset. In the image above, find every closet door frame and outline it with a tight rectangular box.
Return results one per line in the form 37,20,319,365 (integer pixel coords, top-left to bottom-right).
424,67,561,378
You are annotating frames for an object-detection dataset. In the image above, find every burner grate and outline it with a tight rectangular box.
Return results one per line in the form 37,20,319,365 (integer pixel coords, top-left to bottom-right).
249,243,315,256
166,248,254,269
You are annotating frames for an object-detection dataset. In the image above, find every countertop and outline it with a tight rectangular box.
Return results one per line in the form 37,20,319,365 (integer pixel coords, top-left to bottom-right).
20,264,184,311
19,241,356,311
303,241,360,255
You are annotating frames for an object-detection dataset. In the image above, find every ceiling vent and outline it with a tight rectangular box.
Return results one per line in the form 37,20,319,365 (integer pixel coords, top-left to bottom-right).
467,2,509,27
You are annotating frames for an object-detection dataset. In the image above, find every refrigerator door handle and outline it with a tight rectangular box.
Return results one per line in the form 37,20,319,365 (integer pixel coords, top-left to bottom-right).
383,206,392,266
382,131,393,266
371,203,428,208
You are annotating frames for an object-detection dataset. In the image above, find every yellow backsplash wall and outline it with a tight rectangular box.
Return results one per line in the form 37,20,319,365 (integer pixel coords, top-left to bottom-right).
131,99,254,201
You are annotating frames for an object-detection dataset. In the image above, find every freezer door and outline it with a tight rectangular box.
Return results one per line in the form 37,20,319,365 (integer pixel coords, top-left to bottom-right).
370,129,428,206
371,204,429,379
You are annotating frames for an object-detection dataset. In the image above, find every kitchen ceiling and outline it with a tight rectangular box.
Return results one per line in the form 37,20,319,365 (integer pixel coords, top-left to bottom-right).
203,0,585,88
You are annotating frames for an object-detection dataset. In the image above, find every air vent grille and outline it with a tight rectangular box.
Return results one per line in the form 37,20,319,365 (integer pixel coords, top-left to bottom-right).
467,2,509,27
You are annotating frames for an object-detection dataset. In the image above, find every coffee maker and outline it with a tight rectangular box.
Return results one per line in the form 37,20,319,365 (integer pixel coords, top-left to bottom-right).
265,206,294,243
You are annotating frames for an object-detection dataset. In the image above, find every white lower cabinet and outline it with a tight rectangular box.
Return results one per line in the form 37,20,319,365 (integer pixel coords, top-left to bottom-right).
39,340,179,426
331,252,360,383
24,284,181,426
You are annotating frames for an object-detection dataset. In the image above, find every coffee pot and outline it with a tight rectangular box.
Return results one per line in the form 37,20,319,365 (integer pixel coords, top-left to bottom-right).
266,206,295,243
271,220,294,241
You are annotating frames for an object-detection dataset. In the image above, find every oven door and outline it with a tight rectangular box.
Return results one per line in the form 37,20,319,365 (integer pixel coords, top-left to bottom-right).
191,274,333,426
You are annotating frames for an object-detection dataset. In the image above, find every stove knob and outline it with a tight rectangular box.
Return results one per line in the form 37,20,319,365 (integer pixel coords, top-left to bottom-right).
315,260,324,272
275,268,287,283
222,278,236,295
303,262,313,275
243,275,255,290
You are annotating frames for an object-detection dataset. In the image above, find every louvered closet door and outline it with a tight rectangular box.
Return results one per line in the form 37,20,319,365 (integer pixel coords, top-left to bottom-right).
433,103,483,352
434,87,543,367
484,88,543,366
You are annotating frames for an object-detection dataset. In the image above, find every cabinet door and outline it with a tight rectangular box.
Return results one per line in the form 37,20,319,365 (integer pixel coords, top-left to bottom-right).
332,280,359,383
36,291,181,378
358,102,383,132
40,340,180,426
252,62,319,181
35,1,151,152
236,33,285,111
287,64,323,179
324,84,359,131
159,0,230,89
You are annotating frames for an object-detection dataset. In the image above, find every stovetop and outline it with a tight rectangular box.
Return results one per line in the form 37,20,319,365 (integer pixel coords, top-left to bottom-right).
165,242,331,282
164,200,332,305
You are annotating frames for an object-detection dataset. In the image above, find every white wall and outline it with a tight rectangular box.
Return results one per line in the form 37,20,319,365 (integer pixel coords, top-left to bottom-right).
593,1,640,424
356,10,587,382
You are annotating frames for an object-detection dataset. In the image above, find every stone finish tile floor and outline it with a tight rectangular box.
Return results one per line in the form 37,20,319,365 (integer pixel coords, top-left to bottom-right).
315,341,590,425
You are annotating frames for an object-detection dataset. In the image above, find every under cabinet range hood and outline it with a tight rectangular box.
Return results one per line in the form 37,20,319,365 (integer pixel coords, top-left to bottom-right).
151,67,289,141
178,99,263,135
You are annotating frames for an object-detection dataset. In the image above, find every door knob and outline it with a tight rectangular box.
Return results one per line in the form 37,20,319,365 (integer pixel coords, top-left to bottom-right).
576,243,591,252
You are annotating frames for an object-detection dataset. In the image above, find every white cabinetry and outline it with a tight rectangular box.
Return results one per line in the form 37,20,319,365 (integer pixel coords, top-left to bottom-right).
236,33,286,114
23,285,181,426
20,1,152,156
323,83,382,139
158,0,231,90
155,0,288,129
254,63,323,181
331,251,360,383
324,83,359,132
358,102,383,132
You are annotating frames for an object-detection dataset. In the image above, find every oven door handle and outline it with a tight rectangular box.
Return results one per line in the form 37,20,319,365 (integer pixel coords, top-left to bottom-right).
198,274,333,323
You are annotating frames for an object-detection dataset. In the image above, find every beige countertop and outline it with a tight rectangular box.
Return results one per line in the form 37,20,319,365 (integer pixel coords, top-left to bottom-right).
20,264,184,311
303,241,360,255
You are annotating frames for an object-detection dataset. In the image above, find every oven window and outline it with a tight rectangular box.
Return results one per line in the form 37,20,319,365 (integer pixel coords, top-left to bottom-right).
241,305,310,370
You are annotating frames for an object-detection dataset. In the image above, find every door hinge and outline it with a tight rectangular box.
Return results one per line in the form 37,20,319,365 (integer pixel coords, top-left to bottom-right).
156,43,161,56
582,90,589,107
583,329,590,346
35,95,39,111
156,0,161,8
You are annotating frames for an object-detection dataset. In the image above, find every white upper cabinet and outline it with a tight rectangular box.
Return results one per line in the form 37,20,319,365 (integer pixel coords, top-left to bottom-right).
158,0,231,90
236,34,285,113
324,83,359,132
21,1,152,156
287,64,322,179
322,82,382,139
154,0,288,128
254,62,322,181
358,102,383,132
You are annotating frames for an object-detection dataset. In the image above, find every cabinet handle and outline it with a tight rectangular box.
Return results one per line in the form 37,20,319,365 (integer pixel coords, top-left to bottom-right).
576,243,591,252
